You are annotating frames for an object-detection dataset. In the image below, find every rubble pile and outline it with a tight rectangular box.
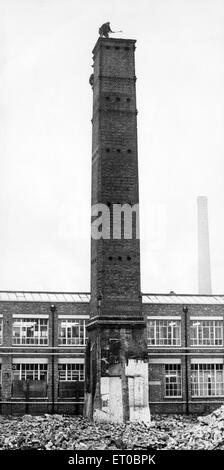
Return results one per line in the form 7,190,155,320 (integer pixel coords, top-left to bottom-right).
0,406,224,450
166,405,224,450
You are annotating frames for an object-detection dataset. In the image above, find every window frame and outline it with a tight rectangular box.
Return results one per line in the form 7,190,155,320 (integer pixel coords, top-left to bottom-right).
58,363,85,382
12,363,48,381
58,318,86,346
148,319,181,346
190,319,223,347
191,363,224,397
12,317,49,346
165,364,182,398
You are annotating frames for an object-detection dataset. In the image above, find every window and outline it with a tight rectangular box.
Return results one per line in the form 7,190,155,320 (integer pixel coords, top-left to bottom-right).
0,364,2,387
58,363,84,382
165,364,182,397
148,319,181,346
58,319,86,346
12,318,48,345
12,363,48,381
190,320,223,346
191,363,224,397
0,318,2,344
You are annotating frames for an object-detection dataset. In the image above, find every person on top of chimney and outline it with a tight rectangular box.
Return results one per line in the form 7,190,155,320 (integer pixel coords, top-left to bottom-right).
99,22,114,38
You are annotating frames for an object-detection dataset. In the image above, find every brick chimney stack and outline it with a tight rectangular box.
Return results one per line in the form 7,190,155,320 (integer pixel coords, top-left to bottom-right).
84,36,150,423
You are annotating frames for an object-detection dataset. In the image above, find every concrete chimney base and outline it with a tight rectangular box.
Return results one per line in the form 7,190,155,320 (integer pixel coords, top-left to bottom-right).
85,324,151,424
92,359,150,423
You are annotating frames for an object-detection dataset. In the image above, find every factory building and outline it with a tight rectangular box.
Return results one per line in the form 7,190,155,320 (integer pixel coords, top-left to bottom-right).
0,291,224,415
1,36,223,418
144,294,224,414
0,292,89,415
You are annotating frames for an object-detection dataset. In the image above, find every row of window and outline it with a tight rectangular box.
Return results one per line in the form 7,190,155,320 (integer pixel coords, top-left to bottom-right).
1,362,223,398
165,364,224,397
0,363,84,384
148,319,223,346
0,318,86,346
0,318,224,347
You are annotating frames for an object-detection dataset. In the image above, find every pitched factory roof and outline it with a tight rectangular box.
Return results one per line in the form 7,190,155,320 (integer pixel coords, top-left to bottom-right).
0,291,90,303
0,291,224,305
142,294,224,305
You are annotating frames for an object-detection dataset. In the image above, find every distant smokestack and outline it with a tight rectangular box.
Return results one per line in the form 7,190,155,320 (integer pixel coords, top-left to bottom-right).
197,196,212,294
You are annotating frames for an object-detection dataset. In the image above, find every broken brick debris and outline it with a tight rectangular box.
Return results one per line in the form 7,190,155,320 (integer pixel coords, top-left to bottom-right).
0,406,224,450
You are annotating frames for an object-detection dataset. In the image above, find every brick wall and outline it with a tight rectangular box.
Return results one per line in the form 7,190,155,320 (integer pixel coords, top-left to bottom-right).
0,300,89,414
144,302,224,415
91,38,141,304
1,298,224,415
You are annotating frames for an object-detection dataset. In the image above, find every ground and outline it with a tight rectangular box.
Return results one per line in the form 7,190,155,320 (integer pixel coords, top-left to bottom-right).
0,407,224,450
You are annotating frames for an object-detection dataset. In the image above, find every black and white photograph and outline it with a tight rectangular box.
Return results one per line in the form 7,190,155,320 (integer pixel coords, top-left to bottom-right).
0,0,224,465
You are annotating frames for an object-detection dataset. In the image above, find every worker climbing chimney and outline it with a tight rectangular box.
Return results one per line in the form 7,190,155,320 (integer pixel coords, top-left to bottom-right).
98,22,123,38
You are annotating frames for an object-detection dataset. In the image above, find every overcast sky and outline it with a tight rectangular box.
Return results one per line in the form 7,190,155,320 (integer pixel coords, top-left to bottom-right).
0,0,224,294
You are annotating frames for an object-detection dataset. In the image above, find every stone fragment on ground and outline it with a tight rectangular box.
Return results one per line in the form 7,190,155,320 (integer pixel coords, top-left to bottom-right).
0,406,224,450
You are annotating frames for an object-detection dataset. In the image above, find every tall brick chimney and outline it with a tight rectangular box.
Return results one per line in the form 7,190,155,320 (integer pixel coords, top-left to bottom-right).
197,196,212,294
84,37,150,423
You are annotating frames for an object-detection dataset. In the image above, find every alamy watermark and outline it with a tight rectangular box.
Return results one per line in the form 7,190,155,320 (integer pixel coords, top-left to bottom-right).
58,202,167,249
91,203,139,240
